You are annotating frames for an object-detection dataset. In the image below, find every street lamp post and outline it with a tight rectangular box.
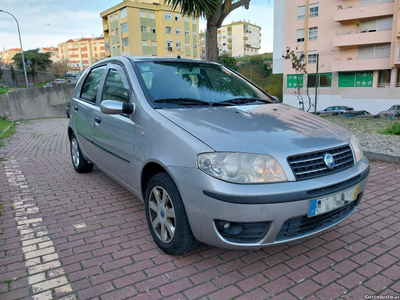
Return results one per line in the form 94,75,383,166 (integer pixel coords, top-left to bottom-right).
0,10,29,88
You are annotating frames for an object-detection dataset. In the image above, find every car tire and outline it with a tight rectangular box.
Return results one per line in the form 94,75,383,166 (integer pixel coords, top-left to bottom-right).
70,133,93,173
145,172,199,255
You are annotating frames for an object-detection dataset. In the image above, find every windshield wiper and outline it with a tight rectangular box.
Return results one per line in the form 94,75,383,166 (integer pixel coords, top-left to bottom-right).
154,98,211,106
218,98,271,105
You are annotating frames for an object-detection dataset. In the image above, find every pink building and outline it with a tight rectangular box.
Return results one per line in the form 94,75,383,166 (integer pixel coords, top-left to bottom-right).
273,0,400,113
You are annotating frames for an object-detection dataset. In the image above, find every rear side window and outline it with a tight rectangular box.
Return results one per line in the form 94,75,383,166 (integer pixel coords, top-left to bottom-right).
80,66,106,103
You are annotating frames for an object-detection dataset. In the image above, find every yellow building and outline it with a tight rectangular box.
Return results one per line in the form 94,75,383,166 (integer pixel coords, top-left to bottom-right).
100,0,199,59
58,36,105,72
0,48,22,65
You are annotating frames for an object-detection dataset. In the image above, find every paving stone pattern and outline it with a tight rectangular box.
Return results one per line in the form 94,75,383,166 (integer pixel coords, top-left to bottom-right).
0,118,399,300
324,117,400,157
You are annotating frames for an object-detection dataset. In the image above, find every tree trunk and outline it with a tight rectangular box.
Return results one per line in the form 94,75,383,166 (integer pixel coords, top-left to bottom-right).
206,21,219,62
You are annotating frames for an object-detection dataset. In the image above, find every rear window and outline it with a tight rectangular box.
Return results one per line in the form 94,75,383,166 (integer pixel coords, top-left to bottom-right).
80,66,106,103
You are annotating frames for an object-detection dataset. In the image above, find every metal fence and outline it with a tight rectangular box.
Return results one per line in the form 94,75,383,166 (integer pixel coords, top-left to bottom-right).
277,43,400,116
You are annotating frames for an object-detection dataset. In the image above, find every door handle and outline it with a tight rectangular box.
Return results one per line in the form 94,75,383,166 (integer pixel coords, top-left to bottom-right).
95,116,101,124
74,106,79,112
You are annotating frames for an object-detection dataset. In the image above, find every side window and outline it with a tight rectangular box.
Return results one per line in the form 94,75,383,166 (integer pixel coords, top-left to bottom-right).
101,68,129,103
80,66,106,103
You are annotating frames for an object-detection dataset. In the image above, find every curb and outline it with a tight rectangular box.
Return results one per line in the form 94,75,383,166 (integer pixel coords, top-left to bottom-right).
364,151,400,164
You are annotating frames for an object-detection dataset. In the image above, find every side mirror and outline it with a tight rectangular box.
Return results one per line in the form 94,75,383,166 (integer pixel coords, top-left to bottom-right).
271,96,280,103
100,100,135,115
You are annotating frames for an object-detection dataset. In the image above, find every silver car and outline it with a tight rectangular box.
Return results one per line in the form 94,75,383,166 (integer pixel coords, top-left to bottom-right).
68,57,370,255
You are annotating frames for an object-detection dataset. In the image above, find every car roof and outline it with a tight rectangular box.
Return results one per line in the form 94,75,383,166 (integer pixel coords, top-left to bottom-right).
91,56,221,67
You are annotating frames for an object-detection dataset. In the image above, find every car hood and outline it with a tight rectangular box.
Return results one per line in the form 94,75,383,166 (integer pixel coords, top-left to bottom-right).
157,103,351,159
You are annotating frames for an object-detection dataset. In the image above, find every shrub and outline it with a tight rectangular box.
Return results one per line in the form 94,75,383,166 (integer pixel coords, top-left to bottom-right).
378,122,400,135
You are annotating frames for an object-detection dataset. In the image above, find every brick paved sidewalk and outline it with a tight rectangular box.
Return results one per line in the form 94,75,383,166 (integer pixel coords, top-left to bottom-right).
0,118,399,300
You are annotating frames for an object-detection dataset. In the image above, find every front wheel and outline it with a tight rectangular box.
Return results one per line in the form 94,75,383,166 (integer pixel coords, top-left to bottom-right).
70,134,93,173
145,172,199,255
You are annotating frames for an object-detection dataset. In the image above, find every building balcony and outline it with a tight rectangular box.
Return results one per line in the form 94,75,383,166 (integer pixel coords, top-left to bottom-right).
103,23,109,32
228,38,232,42
334,1,394,22
333,29,392,47
332,57,392,72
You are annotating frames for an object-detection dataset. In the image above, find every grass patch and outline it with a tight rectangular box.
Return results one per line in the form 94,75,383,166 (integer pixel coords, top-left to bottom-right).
378,122,400,135
0,87,10,94
0,118,16,147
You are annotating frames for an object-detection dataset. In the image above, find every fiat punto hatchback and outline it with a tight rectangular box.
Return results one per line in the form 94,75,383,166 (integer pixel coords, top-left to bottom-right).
68,57,370,255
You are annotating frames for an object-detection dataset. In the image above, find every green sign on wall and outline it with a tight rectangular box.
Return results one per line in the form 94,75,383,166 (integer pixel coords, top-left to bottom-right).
287,74,303,88
339,71,373,87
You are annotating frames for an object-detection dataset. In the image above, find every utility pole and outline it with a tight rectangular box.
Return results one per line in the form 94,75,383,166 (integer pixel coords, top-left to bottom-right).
314,53,319,113
0,10,29,88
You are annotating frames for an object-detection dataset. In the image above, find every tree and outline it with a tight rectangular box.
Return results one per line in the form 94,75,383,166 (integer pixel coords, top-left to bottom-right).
13,48,52,83
218,54,237,70
165,0,252,62
10,65,16,84
47,59,69,76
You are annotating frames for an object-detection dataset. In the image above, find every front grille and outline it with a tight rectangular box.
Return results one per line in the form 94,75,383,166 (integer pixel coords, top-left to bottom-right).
287,145,354,180
275,199,358,242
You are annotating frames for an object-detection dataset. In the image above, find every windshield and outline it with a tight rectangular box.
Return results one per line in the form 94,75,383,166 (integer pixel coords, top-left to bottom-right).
134,61,272,107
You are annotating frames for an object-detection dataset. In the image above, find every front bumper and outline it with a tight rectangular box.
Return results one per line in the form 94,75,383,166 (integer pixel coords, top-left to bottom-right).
168,156,370,249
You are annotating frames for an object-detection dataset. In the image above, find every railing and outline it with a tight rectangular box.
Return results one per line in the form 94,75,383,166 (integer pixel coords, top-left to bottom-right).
336,0,394,10
335,27,392,35
377,82,390,88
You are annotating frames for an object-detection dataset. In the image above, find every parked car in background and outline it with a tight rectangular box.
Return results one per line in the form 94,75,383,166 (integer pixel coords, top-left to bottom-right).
377,105,400,119
317,106,354,116
68,57,369,255
342,110,372,118
55,79,62,85
45,82,53,88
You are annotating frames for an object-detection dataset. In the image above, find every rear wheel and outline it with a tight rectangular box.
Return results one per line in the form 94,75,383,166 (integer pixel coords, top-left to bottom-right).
145,172,199,255
70,134,93,173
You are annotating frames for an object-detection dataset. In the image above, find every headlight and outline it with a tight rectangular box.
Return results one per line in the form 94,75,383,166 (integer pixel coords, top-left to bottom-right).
198,152,288,184
349,134,363,163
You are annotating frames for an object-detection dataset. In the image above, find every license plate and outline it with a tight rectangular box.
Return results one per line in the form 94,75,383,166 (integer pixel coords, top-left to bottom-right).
308,185,359,217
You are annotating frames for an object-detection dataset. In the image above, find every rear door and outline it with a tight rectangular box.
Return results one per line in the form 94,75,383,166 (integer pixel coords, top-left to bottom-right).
92,64,136,186
72,65,107,161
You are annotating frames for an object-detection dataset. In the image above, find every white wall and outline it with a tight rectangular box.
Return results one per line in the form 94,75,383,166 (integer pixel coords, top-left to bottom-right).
273,0,286,74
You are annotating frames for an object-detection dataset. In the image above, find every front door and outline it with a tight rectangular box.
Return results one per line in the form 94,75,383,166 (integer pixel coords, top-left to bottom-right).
92,64,136,187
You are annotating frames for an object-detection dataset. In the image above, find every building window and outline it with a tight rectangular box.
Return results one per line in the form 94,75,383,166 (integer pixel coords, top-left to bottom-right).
297,6,305,20
184,16,189,22
121,23,128,33
307,51,318,64
110,15,113,22
151,28,156,33
307,73,332,88
287,74,304,88
309,3,319,18
152,41,157,47
194,44,197,49
115,28,119,35
150,12,155,19
309,27,318,41
140,11,146,18
141,26,147,32
122,37,129,47
165,13,171,20
120,8,127,18
176,41,182,48
185,30,190,35
117,42,120,48
166,26,172,34
193,32,197,37
192,18,196,24
297,29,305,42
114,13,118,21
175,14,181,21
185,43,190,49
105,43,110,51
175,27,181,34
142,41,147,46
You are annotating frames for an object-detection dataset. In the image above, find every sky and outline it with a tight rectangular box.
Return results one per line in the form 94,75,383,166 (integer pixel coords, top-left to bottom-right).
0,0,274,53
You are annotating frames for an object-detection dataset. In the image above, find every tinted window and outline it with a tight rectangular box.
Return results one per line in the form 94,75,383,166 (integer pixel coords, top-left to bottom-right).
135,61,271,106
101,68,129,103
81,66,106,103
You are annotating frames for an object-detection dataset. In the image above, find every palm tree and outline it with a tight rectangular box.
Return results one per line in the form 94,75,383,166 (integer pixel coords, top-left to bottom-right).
164,0,251,62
